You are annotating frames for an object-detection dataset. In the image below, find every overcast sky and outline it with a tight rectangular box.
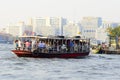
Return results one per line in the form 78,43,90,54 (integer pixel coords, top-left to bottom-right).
0,0,120,27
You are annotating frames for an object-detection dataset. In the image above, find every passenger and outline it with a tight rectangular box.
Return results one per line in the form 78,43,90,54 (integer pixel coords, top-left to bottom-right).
57,44,60,52
42,41,46,49
101,43,106,49
56,41,61,52
23,40,26,50
82,42,86,52
35,40,39,49
61,44,67,52
28,41,32,51
69,40,74,52
78,42,82,52
85,42,89,52
38,41,46,52
46,42,52,52
74,42,78,52
25,40,30,51
51,43,55,49
31,39,36,51
14,40,18,50
38,41,42,48
38,41,46,48
53,42,58,52
18,39,22,50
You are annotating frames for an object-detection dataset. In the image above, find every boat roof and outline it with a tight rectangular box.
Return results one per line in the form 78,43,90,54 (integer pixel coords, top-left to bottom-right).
19,36,46,38
19,35,89,40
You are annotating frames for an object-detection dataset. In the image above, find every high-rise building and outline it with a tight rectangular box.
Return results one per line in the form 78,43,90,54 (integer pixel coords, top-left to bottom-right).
7,22,33,37
81,17,102,39
34,17,44,35
95,27,108,43
33,17,67,36
7,25,21,36
50,17,67,35
102,21,120,28
63,22,80,37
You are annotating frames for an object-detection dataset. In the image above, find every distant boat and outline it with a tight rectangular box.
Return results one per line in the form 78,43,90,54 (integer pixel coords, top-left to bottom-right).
91,48,99,54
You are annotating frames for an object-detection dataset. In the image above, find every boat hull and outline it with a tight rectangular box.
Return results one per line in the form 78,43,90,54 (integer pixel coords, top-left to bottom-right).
11,50,89,58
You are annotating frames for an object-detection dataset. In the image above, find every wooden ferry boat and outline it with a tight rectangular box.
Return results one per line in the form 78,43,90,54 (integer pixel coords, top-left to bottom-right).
11,36,90,58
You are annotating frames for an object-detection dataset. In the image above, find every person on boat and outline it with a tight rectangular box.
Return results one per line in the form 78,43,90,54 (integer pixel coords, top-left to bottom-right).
18,39,22,50
14,40,18,50
43,41,46,48
56,41,60,52
74,42,78,52
69,40,74,52
29,41,32,51
78,42,82,52
38,41,46,52
31,39,36,51
61,43,67,52
38,41,46,48
81,42,86,52
22,40,26,50
25,40,31,51
101,43,105,49
85,42,90,52
45,42,51,53
97,44,104,54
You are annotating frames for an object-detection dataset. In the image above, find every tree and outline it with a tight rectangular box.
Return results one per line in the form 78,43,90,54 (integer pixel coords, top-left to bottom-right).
106,26,120,48
106,26,120,37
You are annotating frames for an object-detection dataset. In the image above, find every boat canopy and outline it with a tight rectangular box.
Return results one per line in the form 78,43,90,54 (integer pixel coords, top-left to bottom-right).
18,35,89,41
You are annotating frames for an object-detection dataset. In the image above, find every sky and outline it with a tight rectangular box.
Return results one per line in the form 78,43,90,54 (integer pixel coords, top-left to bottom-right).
0,0,120,27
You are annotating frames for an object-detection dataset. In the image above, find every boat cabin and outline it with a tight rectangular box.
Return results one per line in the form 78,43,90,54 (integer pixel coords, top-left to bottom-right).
14,35,90,54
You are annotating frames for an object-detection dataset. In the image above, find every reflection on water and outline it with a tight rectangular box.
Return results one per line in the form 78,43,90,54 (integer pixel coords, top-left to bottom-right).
0,43,120,80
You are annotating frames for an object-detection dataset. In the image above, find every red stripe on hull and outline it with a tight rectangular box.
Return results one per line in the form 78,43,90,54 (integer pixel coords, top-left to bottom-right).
11,50,89,58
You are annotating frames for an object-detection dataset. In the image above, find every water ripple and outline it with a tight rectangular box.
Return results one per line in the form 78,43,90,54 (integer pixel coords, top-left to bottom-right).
0,43,120,80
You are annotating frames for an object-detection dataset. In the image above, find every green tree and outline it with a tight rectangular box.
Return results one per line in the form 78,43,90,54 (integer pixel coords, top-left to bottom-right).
107,26,120,37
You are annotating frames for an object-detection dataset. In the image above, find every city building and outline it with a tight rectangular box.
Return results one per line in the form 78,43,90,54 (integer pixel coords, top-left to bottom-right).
7,21,33,37
81,17,102,39
102,21,120,28
95,27,108,44
33,17,55,36
50,17,67,35
63,22,80,37
33,17,67,36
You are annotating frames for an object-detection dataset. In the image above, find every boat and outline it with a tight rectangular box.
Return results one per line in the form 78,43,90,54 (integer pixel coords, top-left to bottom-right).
11,50,89,58
91,48,99,54
99,46,120,54
11,35,90,58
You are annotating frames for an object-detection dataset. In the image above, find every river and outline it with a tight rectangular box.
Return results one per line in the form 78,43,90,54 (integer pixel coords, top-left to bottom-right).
0,43,120,80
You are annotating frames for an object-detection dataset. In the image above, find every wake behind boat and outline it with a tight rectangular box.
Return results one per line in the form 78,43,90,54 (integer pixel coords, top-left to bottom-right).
11,35,90,58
